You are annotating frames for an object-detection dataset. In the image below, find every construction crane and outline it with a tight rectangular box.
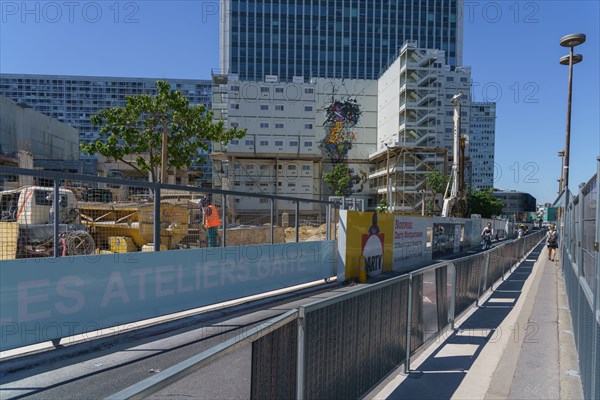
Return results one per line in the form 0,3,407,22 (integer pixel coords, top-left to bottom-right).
442,92,465,217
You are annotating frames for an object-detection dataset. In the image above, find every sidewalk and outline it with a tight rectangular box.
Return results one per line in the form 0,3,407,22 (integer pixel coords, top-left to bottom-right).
369,243,584,400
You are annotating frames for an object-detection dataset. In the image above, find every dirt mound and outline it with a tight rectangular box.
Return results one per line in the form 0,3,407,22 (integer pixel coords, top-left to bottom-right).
285,224,328,242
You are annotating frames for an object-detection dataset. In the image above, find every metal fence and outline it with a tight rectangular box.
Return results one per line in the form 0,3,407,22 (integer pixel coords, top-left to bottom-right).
561,161,599,400
105,230,544,400
0,166,339,260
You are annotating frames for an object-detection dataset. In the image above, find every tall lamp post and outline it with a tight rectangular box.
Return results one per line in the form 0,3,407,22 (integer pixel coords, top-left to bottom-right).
557,150,565,194
559,33,585,194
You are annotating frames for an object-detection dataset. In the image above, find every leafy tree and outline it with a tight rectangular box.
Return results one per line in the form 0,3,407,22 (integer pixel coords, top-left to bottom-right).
81,80,246,183
426,171,449,196
376,198,389,213
468,189,504,218
323,162,352,196
426,171,450,213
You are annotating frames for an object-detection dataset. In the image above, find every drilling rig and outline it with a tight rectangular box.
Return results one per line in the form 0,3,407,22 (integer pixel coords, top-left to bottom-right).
441,92,467,217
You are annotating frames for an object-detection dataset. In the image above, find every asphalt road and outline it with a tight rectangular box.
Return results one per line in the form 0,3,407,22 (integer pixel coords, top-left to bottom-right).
0,311,269,399
0,281,355,400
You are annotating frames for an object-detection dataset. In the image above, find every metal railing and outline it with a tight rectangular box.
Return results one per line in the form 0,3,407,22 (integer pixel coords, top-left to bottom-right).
561,160,599,400
0,166,339,259
105,231,544,400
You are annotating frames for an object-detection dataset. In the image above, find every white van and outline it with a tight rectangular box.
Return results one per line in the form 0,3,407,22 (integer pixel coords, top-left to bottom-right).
0,186,79,225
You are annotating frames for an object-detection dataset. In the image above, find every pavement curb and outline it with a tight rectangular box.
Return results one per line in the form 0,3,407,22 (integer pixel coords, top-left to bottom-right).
451,243,545,399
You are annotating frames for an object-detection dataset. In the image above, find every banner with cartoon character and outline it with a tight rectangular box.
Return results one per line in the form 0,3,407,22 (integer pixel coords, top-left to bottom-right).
339,211,432,280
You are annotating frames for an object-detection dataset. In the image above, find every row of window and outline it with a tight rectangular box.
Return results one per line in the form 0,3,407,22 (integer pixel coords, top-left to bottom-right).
230,139,314,147
230,121,314,130
230,85,314,94
235,163,312,171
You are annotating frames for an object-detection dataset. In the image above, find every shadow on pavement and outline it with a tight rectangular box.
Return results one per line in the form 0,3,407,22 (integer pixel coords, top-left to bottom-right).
386,244,544,399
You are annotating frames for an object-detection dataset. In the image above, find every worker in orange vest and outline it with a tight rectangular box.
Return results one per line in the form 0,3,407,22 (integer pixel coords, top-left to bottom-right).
201,197,221,247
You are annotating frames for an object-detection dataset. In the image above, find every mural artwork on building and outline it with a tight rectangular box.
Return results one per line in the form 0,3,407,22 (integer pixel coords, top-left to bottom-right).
320,97,362,163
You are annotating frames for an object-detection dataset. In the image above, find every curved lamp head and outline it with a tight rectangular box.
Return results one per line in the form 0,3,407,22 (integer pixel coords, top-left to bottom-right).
560,33,586,48
560,54,583,65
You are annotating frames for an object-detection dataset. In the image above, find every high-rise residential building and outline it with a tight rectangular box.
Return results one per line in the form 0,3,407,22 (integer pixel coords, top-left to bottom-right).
0,74,213,184
220,0,464,82
369,42,472,212
469,102,496,190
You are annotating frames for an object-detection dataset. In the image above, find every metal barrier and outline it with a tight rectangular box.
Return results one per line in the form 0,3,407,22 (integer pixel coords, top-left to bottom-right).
0,166,339,260
561,162,599,400
105,310,299,400
105,231,544,400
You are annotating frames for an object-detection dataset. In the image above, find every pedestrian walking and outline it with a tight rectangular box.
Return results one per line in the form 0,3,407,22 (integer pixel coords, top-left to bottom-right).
201,197,221,247
546,223,558,261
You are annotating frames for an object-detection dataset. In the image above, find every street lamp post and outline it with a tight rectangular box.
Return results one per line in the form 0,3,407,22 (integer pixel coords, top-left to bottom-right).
559,33,586,193
557,150,565,194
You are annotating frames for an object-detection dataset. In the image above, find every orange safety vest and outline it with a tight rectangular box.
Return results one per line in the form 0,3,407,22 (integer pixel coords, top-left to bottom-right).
203,204,221,228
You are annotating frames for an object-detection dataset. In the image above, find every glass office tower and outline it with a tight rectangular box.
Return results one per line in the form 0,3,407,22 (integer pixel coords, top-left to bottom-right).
220,0,464,82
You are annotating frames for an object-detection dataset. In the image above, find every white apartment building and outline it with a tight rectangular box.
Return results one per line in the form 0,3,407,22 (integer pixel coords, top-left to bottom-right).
369,42,473,213
469,102,496,190
210,74,379,221
211,76,321,222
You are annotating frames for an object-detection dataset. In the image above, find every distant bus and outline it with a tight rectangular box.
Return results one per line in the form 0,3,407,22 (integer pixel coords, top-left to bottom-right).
544,207,558,222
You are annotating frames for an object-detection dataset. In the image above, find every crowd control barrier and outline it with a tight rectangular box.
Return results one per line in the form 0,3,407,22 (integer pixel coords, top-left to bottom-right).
106,230,545,400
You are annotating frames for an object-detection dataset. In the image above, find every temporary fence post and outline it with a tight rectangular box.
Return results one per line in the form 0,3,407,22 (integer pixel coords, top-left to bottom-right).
481,252,490,301
405,274,413,374
295,201,300,242
326,204,331,241
335,206,339,239
222,194,227,248
53,179,60,257
154,184,161,251
577,195,584,278
270,198,274,245
296,307,306,400
449,263,457,330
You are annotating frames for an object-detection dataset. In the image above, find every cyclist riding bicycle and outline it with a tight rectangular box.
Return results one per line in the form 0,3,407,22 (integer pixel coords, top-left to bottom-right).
481,222,493,250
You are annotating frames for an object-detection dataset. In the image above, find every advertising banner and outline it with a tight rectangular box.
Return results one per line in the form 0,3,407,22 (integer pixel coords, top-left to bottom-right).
392,217,429,267
432,222,464,258
345,211,391,278
343,211,432,279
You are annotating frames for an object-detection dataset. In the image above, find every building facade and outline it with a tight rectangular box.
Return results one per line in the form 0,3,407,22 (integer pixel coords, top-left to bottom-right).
1,96,79,164
369,42,473,213
493,190,537,222
0,74,213,184
1,96,80,189
220,0,464,82
469,102,496,190
210,74,379,220
212,42,496,214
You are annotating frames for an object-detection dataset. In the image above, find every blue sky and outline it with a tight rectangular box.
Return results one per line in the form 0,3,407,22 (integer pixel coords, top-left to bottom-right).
1,0,598,204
